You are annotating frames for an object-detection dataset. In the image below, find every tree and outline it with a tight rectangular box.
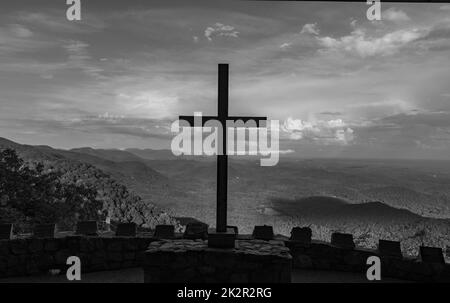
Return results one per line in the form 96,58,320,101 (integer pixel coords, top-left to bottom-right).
0,149,105,232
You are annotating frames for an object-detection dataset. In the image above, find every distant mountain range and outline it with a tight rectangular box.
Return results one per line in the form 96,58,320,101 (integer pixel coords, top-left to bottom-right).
1,136,450,257
0,137,177,228
271,196,426,224
0,137,170,203
269,195,450,257
124,148,178,160
71,147,145,162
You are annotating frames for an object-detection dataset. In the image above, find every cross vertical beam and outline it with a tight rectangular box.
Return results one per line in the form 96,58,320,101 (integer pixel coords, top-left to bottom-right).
217,63,228,232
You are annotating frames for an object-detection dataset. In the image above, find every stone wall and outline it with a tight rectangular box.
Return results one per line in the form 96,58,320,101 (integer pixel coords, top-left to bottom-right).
1,230,449,282
0,234,153,278
144,239,292,283
286,239,450,282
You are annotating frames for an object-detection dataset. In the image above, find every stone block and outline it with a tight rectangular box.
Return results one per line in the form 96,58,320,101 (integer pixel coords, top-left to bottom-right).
33,224,55,238
91,237,105,250
0,256,7,273
343,251,366,269
90,251,107,269
78,253,92,268
106,238,124,252
79,237,96,252
207,228,236,248
55,249,71,265
295,254,313,269
378,240,402,258
123,239,138,251
27,238,44,253
0,224,13,240
252,225,274,240
107,252,123,262
10,239,27,255
331,232,355,250
44,239,60,252
227,226,238,234
26,259,40,275
7,256,26,276
289,227,312,245
75,221,98,236
135,251,145,264
184,222,208,240
36,254,54,270
122,260,136,268
123,251,136,261
420,246,445,264
154,225,175,239
107,262,123,270
137,238,153,250
7,255,19,268
0,240,10,254
115,223,137,237
66,236,81,252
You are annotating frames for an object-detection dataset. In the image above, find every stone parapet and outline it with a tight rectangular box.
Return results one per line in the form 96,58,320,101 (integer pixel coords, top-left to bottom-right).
144,239,292,283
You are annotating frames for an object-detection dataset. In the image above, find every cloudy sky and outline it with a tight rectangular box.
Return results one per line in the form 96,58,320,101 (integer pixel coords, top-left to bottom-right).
1,0,450,159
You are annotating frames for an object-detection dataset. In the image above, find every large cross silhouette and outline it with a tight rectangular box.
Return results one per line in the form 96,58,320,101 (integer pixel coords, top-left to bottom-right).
180,64,266,233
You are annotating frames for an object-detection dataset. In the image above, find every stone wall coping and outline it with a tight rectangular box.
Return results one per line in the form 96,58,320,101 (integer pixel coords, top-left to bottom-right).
146,239,292,260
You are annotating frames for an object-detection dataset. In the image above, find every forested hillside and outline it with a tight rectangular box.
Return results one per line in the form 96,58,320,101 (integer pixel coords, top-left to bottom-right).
0,138,178,233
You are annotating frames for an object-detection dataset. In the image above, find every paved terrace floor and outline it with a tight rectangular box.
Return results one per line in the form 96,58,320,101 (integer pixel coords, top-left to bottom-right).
0,268,408,283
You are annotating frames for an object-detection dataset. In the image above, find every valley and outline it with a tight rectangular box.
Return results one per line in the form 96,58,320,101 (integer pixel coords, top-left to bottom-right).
1,137,450,257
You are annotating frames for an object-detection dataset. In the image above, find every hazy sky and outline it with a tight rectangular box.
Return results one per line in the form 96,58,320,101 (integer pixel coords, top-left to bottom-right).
1,0,450,159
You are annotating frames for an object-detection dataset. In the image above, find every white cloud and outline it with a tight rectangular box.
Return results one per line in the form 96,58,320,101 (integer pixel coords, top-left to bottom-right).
62,40,104,78
204,23,239,41
283,118,319,134
63,40,90,60
117,91,179,119
8,24,33,38
346,99,416,120
382,8,410,22
0,24,47,54
278,149,295,154
40,73,54,79
440,5,450,11
316,28,423,57
326,119,346,128
282,117,354,144
97,112,125,120
300,23,320,35
16,12,106,34
335,128,354,144
279,42,292,49
348,99,414,111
